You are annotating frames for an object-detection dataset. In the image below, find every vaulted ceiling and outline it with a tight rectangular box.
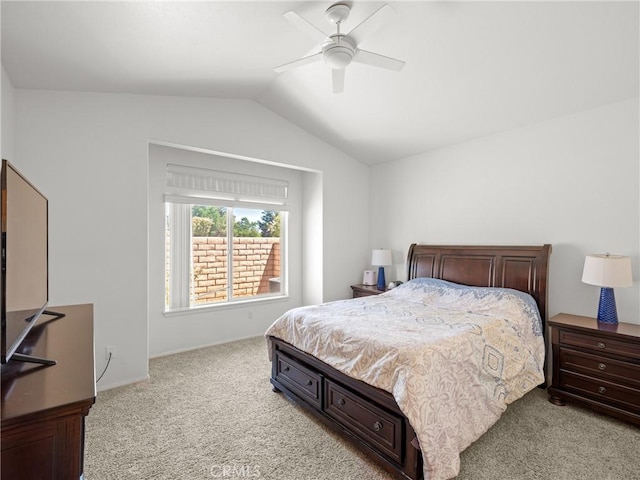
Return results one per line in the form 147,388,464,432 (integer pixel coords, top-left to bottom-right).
2,1,638,164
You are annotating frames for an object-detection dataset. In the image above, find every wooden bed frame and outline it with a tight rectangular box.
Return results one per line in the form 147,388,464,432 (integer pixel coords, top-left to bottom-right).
269,244,551,480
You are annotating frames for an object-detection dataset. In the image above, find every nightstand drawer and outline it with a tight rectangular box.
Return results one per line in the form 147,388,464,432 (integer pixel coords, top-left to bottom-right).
559,330,640,360
559,348,640,388
351,284,385,298
559,371,640,411
353,290,378,298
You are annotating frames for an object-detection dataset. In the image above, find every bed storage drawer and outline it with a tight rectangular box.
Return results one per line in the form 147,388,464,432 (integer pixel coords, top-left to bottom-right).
324,379,403,463
274,351,322,408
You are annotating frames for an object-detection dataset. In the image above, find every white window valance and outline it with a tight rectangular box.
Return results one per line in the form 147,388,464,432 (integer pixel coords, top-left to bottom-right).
166,164,288,204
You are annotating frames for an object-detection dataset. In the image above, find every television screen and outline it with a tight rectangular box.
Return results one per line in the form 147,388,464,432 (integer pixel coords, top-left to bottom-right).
1,160,49,364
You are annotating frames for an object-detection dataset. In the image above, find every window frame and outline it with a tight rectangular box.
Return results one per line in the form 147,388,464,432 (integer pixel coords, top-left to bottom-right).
164,199,288,314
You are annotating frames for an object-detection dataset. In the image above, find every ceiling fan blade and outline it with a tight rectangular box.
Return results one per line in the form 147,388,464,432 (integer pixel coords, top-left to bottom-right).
353,49,405,71
332,69,345,94
347,3,396,47
274,52,323,73
283,11,331,44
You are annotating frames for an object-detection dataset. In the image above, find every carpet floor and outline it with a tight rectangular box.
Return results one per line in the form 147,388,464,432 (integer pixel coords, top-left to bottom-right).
85,336,640,479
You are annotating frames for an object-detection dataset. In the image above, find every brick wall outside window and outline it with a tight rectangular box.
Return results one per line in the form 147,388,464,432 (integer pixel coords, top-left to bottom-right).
191,237,281,304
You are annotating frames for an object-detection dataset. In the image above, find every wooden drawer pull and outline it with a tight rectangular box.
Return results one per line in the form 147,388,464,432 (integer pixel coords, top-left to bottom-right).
337,398,345,406
597,342,606,349
306,380,313,387
373,421,383,432
598,363,606,370
598,386,606,394
283,366,290,372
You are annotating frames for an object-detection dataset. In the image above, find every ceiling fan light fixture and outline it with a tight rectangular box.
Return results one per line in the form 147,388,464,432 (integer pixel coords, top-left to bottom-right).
322,34,355,69
323,45,354,69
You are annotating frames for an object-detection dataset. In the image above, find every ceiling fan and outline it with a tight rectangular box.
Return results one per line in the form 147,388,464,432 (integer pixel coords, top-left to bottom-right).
274,2,405,94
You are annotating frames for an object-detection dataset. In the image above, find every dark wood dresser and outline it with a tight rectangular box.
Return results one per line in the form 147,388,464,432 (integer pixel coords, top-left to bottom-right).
547,313,640,425
351,284,386,298
1,304,96,480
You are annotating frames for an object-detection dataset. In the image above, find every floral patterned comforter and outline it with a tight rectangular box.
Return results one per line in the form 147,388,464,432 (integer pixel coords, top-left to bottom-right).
265,278,545,480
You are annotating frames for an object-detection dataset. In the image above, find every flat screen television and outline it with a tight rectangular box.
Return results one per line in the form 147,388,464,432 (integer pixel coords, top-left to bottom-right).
1,160,60,365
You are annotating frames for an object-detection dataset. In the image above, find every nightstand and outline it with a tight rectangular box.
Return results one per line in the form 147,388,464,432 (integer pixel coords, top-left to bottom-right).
547,313,640,425
351,284,386,298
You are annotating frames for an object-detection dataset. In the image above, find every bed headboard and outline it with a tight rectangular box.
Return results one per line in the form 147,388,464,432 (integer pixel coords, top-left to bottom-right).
406,244,552,324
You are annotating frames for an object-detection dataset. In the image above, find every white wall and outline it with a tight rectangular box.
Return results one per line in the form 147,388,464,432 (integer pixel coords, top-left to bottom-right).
13,90,370,389
371,98,640,324
1,66,15,160
302,170,323,306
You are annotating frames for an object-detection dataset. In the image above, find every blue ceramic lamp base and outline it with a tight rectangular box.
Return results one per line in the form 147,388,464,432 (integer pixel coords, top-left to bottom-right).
597,287,618,324
377,266,386,291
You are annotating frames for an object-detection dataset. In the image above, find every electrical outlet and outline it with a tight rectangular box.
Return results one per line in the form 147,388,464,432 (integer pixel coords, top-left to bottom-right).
105,346,116,361
247,310,253,320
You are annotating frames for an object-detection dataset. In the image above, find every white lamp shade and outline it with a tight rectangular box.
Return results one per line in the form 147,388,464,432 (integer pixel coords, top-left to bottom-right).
371,249,392,266
582,254,633,288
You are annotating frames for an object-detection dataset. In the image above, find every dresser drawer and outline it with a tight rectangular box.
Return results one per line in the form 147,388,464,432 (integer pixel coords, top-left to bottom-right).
559,348,640,388
274,351,323,408
324,379,403,463
559,330,640,360
559,371,640,411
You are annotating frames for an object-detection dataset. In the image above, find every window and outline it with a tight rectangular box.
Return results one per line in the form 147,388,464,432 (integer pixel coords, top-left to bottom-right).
164,164,288,312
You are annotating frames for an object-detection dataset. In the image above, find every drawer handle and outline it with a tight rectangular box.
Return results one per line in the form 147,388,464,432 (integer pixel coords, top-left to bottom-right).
306,380,313,387
598,363,606,371
373,421,383,432
337,398,345,406
283,366,290,372
597,342,606,349
598,386,606,394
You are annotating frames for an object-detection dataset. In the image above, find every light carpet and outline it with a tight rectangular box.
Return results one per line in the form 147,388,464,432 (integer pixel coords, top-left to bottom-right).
85,336,640,479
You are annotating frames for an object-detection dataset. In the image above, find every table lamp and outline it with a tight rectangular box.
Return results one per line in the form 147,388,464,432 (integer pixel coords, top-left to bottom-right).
371,249,392,291
581,253,633,324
